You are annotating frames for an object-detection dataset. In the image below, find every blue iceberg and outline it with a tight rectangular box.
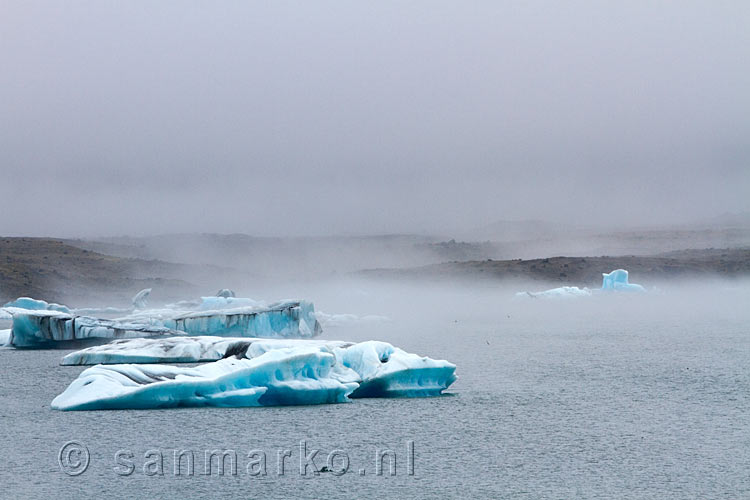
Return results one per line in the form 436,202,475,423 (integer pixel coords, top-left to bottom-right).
601,269,645,292
517,268,646,298
6,298,322,348
7,310,181,348
164,300,321,338
51,339,457,410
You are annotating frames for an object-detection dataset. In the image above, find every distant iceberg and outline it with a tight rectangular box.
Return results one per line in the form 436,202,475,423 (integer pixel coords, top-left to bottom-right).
131,288,151,309
601,269,645,292
515,286,593,299
517,268,645,298
51,339,457,410
315,311,390,328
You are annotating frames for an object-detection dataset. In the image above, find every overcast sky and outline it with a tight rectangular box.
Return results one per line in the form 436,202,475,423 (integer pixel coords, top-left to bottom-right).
1,1,748,237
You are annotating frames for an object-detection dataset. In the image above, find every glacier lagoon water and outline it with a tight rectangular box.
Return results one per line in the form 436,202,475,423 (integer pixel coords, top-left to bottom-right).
1,280,750,498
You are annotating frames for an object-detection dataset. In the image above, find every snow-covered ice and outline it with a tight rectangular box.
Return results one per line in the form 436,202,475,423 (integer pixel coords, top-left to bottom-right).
52,339,457,410
197,296,263,311
61,337,352,365
3,297,70,313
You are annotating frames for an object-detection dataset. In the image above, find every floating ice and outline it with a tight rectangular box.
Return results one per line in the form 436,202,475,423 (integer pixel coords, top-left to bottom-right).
8,309,181,348
0,329,10,346
198,296,263,311
215,289,236,298
52,339,457,410
601,269,645,292
515,286,593,299
164,300,321,338
517,269,645,298
7,299,321,348
3,297,71,313
315,311,391,328
132,288,151,309
60,336,351,365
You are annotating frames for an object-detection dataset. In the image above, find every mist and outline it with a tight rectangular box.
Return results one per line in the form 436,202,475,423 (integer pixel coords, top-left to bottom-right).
2,1,749,238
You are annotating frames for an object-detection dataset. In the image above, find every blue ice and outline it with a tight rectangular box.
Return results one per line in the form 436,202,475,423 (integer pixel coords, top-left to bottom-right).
601,269,645,292
51,339,457,410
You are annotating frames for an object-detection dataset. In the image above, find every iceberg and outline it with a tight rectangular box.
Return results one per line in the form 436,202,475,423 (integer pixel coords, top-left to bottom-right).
215,289,236,298
601,269,645,292
315,311,390,328
60,336,352,365
3,297,71,313
515,286,592,299
52,339,457,410
0,329,10,346
8,309,181,348
164,300,321,338
197,296,263,311
517,268,646,298
7,300,322,348
52,348,358,410
131,288,151,309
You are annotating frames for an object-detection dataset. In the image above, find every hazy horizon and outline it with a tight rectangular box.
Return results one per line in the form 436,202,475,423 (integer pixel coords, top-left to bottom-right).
2,1,749,238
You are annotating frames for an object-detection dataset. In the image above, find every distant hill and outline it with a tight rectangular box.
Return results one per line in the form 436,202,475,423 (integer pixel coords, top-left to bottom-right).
0,238,208,306
360,247,750,285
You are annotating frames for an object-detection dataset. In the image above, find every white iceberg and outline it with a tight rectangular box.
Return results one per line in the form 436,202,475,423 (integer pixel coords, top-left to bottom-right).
52,339,457,410
601,269,645,292
131,288,151,309
197,296,263,311
60,336,352,365
315,311,391,328
0,329,10,346
515,286,593,299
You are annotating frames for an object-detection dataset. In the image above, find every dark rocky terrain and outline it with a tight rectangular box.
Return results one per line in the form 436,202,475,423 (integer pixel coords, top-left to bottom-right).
360,247,750,286
0,238,203,305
